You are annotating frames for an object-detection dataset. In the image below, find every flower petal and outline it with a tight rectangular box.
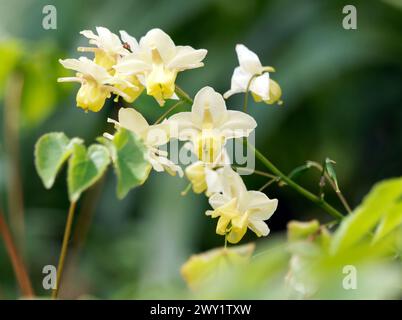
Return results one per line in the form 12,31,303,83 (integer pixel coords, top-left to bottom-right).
250,72,270,101
140,28,176,63
219,110,257,139
248,219,270,237
191,86,227,127
245,190,278,220
114,55,152,75
235,44,263,75
119,30,140,52
169,111,200,140
59,57,112,82
223,66,251,99
208,193,230,211
117,108,149,136
168,46,207,71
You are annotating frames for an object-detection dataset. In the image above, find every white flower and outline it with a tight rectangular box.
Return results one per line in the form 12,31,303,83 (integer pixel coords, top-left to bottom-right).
206,166,278,243
224,44,282,105
107,108,183,176
58,57,136,112
114,28,207,106
169,86,257,163
79,26,128,69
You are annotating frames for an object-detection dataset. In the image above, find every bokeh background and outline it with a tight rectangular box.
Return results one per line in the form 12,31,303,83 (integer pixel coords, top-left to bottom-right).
0,0,401,299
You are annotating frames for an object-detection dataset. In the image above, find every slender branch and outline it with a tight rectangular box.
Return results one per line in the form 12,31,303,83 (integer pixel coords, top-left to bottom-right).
233,166,277,179
52,201,77,299
175,86,193,105
154,100,184,124
307,161,352,213
4,72,25,249
249,143,344,220
0,209,34,298
259,178,278,192
61,179,105,298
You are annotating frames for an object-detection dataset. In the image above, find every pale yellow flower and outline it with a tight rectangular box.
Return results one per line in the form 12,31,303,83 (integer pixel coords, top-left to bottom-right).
169,86,256,163
58,57,137,112
114,28,207,106
206,167,278,243
79,26,128,70
224,44,282,105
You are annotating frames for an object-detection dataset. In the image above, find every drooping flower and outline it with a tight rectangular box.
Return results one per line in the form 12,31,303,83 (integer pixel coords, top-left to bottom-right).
169,86,257,163
79,26,128,70
185,162,225,196
114,28,207,106
58,57,137,112
224,44,282,105
106,108,183,176
206,166,278,244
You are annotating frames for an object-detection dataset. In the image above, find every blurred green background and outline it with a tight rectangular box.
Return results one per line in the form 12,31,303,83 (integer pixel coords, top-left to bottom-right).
0,0,401,299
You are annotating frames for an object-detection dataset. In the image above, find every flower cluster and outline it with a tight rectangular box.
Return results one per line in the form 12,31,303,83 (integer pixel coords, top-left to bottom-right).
58,27,207,111
59,27,283,244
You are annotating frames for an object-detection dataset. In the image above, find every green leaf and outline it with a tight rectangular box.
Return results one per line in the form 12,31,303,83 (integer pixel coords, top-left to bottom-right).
181,244,255,291
331,177,402,253
106,128,151,199
34,132,82,189
67,143,110,202
373,200,402,243
325,158,339,191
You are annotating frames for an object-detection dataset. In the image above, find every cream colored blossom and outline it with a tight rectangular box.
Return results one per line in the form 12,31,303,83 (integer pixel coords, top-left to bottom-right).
58,57,137,112
79,26,128,70
206,167,278,243
169,86,256,163
114,28,207,106
224,44,282,105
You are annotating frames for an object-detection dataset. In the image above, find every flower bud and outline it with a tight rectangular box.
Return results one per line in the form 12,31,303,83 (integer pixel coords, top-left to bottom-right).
76,81,110,112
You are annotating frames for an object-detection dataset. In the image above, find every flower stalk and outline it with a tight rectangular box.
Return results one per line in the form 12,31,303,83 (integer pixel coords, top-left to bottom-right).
52,201,77,299
250,144,344,220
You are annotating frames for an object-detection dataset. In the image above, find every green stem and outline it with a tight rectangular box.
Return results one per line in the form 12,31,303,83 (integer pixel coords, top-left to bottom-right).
233,166,277,179
52,201,77,299
154,100,184,125
175,86,193,105
249,143,344,220
259,178,278,192
243,74,258,113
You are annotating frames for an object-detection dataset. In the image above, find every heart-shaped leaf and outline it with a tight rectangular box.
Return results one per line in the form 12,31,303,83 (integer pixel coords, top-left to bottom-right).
105,128,151,199
34,132,82,189
67,143,110,202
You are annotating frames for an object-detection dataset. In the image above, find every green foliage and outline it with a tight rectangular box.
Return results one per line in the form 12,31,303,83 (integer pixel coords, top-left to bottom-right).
180,176,402,299
67,144,110,202
102,128,152,199
331,177,402,253
34,132,82,189
35,129,151,202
